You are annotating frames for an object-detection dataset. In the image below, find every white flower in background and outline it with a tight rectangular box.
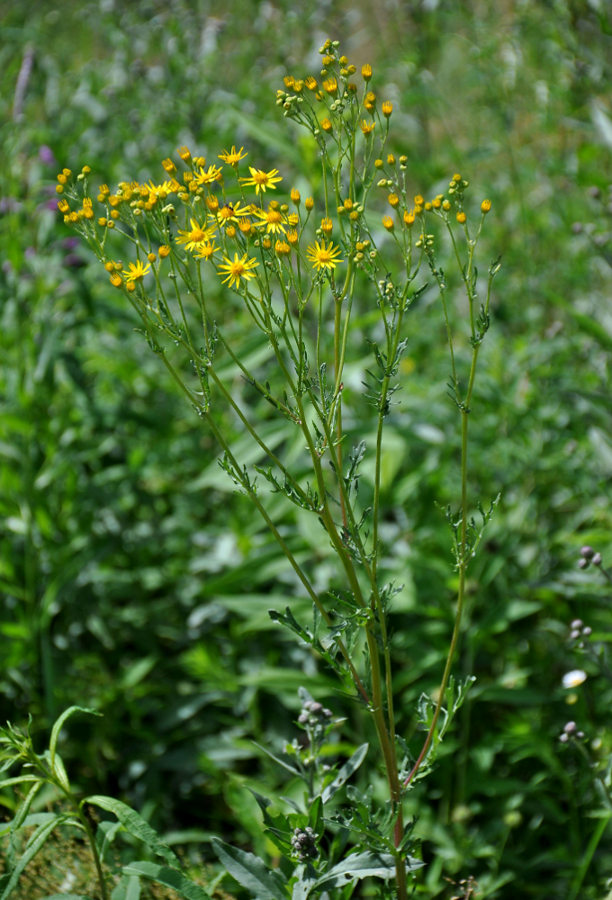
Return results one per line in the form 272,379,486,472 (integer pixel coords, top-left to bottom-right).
562,669,587,689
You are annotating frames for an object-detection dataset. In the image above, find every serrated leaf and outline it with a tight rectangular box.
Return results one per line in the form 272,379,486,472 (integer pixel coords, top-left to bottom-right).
84,795,177,867
321,743,368,804
312,850,424,891
211,837,287,900
122,861,212,900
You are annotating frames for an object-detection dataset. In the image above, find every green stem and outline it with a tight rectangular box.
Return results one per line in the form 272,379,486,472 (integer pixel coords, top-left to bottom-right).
405,399,471,787
568,813,611,900
78,804,109,900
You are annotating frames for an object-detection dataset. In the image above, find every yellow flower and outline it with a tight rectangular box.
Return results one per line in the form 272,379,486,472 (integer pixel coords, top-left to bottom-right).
240,166,283,194
274,240,291,256
456,211,467,224
322,77,338,95
306,240,343,271
382,215,394,231
362,63,372,81
217,252,259,288
481,198,492,214
122,260,151,283
382,101,393,117
176,218,216,251
193,164,223,186
145,179,177,198
360,120,375,136
218,145,248,166
213,202,252,227
194,241,220,261
253,204,287,234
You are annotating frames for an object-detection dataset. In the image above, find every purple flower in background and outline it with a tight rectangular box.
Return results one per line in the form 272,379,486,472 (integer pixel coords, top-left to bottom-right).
39,145,56,166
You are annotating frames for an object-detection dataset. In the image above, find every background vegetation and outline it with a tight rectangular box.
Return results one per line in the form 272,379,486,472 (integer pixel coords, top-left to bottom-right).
1,0,611,896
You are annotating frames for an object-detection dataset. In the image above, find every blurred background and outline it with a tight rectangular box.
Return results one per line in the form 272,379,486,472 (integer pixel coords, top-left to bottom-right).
1,0,611,896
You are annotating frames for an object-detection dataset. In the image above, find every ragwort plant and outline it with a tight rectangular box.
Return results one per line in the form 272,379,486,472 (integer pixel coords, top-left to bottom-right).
49,40,500,897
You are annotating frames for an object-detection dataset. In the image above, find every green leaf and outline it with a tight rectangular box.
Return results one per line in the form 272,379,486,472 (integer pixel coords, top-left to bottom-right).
0,814,68,900
49,706,100,780
9,781,44,836
321,744,369,804
0,812,59,839
111,874,141,900
211,837,287,900
84,795,178,867
122,861,212,900
0,775,39,790
312,851,424,892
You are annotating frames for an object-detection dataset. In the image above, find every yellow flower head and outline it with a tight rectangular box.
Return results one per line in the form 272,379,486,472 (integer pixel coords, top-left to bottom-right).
306,240,343,272
217,252,259,288
322,77,338,95
194,241,220,261
176,218,216,251
254,204,287,234
122,260,151,283
362,63,372,81
275,239,291,256
218,145,248,166
214,202,252,227
193,164,223,186
240,166,283,194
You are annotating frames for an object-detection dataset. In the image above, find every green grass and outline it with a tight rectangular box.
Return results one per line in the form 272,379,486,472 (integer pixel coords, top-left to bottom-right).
1,1,612,897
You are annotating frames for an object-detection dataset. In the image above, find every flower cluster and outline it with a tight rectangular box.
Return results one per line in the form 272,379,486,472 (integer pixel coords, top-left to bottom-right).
56,40,490,311
56,146,344,299
290,826,318,861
